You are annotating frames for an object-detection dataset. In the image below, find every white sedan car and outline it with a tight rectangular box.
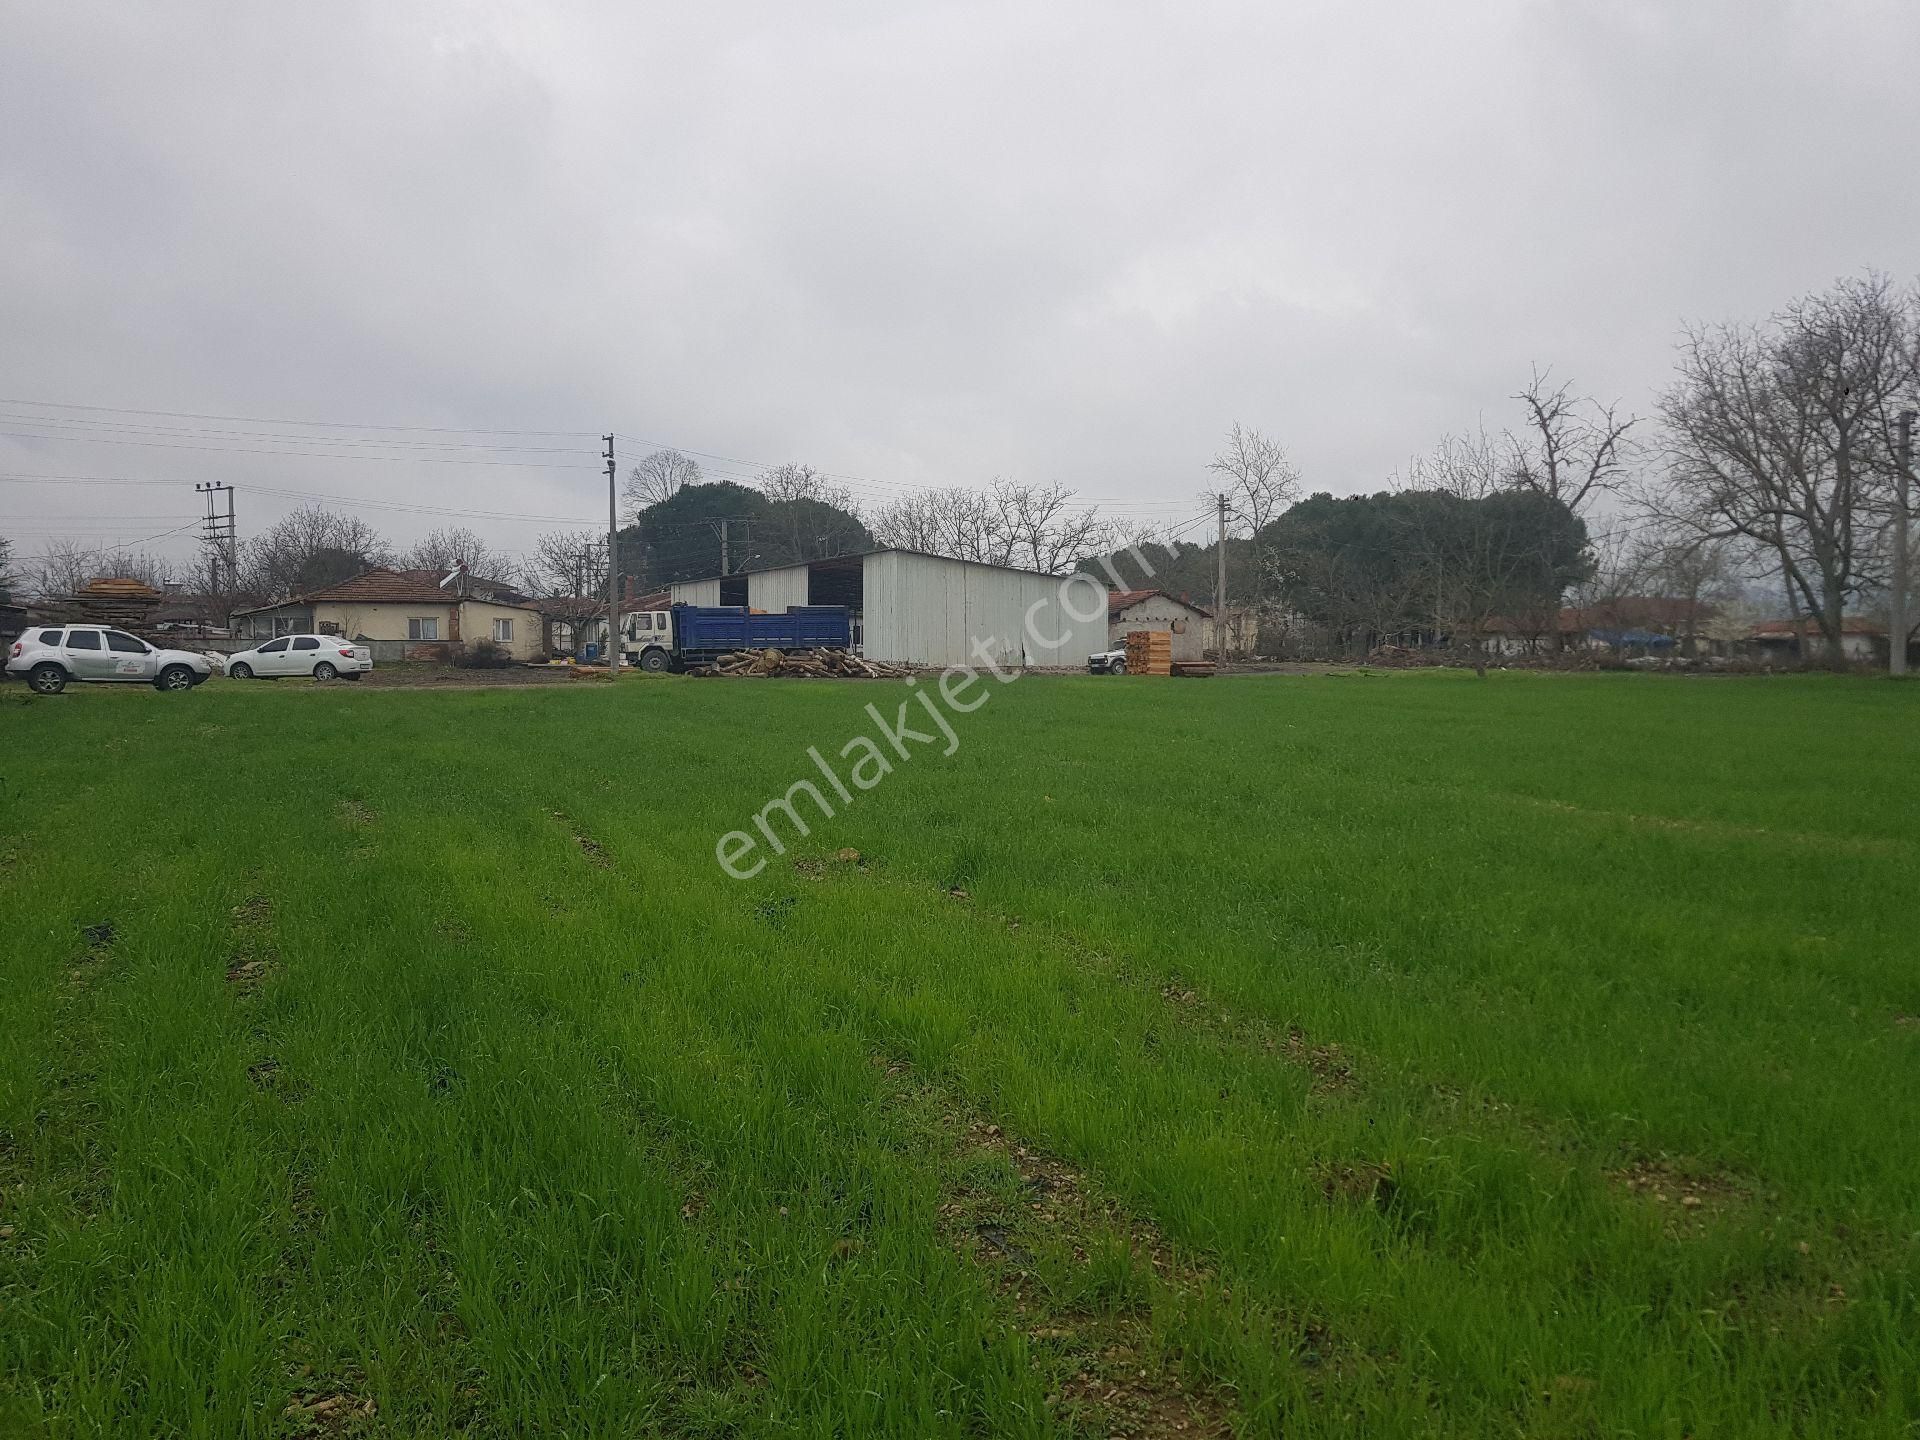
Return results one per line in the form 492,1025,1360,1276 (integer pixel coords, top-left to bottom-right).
226,635,373,681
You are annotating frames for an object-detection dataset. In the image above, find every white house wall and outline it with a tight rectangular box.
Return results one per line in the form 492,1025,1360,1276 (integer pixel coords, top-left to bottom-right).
862,551,1106,669
747,565,810,612
1110,597,1209,662
671,578,722,606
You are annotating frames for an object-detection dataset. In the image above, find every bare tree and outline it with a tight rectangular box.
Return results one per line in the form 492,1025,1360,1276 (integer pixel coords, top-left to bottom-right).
869,486,1010,565
869,480,1108,573
241,504,393,598
1208,424,1299,604
752,463,869,564
1508,368,1638,516
0,534,19,604
29,539,182,600
992,480,1112,573
403,526,513,582
624,449,703,515
524,530,610,655
1654,273,1919,665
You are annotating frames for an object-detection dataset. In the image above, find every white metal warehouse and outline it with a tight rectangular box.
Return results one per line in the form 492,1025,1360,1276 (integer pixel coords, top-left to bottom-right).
668,548,1108,670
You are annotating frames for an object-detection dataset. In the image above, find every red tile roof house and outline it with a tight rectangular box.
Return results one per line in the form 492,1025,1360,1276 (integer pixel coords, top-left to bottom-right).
1108,589,1213,663
229,568,544,662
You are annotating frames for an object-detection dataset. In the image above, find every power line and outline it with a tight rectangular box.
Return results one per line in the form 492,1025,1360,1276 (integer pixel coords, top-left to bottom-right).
0,428,599,469
0,395,595,438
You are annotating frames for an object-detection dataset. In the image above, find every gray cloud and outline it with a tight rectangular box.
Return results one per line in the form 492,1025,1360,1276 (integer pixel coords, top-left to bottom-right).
3,0,1915,566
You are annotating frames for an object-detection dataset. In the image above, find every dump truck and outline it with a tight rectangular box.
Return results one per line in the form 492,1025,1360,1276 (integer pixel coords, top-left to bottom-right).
623,603,853,673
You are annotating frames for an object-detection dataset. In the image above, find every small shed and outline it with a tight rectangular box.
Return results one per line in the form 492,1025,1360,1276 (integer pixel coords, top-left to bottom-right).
1108,589,1212,663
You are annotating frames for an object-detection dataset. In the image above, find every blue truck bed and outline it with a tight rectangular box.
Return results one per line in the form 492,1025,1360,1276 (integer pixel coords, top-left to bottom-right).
671,604,851,664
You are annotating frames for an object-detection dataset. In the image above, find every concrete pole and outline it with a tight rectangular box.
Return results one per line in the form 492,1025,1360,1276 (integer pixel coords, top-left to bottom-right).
1215,492,1228,664
1894,409,1914,677
605,435,618,678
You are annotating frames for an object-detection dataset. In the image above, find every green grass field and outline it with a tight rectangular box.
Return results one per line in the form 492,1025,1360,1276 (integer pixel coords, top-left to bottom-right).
2,670,1917,1437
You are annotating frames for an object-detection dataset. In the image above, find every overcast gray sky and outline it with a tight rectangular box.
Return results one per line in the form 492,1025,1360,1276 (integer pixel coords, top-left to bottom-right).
3,0,1916,571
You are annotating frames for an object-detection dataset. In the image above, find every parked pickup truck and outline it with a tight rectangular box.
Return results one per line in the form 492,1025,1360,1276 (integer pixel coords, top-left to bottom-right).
6,625,214,694
623,604,853,673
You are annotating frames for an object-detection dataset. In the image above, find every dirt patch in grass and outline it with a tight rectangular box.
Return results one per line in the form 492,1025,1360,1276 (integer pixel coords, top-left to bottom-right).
793,847,869,880
226,895,278,988
550,810,611,868
283,1388,377,1434
1611,1155,1752,1235
335,800,377,827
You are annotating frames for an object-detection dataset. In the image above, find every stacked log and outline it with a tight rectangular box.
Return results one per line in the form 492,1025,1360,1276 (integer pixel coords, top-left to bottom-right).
692,647,913,679
1124,629,1173,676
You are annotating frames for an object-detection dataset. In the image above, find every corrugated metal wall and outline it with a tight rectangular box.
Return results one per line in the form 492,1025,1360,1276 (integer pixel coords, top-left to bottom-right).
747,566,810,611
862,552,1106,669
670,578,722,606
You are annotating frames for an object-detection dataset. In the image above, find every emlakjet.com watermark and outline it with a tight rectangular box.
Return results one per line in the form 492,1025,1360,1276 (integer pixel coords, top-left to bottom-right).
714,562,1145,879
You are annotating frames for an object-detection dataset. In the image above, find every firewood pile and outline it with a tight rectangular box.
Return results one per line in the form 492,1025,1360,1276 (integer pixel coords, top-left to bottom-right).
691,647,912,679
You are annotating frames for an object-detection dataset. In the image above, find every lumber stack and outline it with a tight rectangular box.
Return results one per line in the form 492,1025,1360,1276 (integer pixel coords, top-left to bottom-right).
692,647,913,679
68,577,165,632
1124,629,1172,676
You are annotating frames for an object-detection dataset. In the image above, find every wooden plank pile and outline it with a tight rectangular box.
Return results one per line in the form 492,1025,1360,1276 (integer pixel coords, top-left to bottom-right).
1124,629,1173,676
69,578,165,632
692,647,913,679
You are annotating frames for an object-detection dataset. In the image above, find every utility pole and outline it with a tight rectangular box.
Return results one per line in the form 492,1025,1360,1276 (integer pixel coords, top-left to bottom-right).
195,482,236,597
1894,409,1914,678
1215,492,1228,664
720,518,730,577
604,434,619,678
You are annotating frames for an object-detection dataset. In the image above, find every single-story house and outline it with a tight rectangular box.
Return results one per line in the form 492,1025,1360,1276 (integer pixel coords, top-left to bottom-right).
1108,589,1212,663
1748,617,1886,665
231,567,544,662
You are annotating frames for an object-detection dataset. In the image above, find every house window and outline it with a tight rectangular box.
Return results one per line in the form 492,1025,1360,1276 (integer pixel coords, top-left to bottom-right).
408,617,439,640
492,618,513,642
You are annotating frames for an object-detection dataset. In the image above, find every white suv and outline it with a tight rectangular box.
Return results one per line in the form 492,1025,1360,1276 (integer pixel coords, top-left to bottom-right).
226,635,373,681
6,626,214,694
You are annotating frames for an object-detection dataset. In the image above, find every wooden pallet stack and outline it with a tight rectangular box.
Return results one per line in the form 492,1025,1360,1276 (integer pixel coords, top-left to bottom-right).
1124,629,1172,676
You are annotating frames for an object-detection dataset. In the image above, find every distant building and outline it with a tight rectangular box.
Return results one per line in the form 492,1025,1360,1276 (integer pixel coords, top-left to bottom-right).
231,567,542,661
1748,617,1886,665
1107,589,1211,663
668,548,1105,669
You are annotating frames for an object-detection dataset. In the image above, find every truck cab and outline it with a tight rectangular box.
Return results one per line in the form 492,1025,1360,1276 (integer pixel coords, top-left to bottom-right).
622,609,674,672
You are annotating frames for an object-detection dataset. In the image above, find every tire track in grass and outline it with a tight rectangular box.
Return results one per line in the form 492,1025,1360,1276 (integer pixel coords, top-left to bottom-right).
871,1050,1327,1440
217,884,387,1432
